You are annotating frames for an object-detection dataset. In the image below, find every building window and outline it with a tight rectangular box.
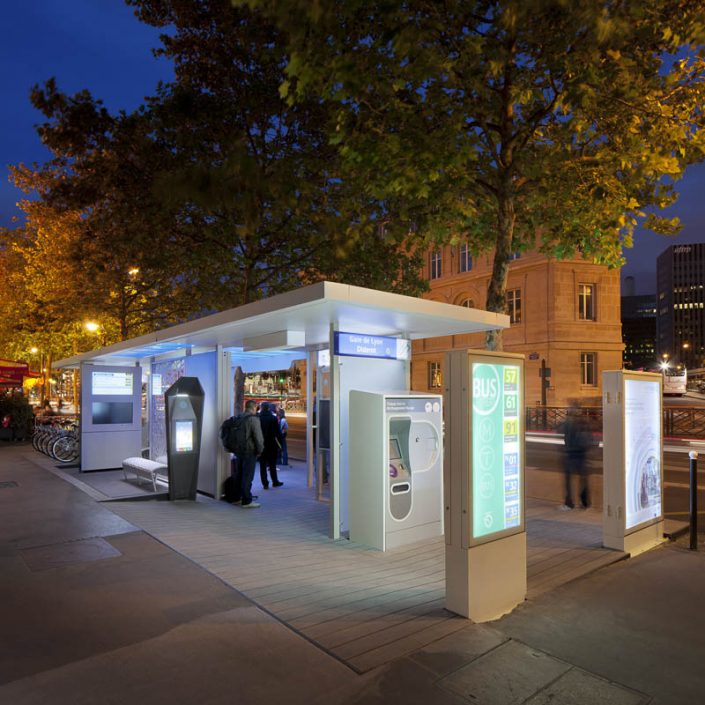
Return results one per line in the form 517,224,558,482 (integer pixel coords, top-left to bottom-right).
430,250,442,279
506,289,522,324
460,298,475,308
508,251,521,261
578,284,596,320
428,361,442,389
458,244,472,273
580,352,597,386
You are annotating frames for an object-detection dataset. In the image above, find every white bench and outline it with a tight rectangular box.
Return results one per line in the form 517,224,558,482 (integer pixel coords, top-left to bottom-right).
122,457,168,492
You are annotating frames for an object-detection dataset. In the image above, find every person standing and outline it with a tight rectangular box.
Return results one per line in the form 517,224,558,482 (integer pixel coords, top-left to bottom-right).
258,401,283,489
230,400,264,508
278,407,289,467
557,403,592,510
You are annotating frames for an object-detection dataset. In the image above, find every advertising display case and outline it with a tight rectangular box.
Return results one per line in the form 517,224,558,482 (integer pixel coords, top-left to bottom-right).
444,349,526,622
603,370,664,554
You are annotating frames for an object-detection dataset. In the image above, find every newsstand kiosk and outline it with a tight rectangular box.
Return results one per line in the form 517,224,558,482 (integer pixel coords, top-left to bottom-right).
165,377,205,500
444,349,526,622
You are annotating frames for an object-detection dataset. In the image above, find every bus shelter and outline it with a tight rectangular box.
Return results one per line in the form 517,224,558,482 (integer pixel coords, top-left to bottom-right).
55,281,508,539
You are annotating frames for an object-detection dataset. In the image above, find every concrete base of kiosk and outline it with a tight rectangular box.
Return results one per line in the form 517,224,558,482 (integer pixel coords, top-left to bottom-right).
604,519,665,557
445,532,527,622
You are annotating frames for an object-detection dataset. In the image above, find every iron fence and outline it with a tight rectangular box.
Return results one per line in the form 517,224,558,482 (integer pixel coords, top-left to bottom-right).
526,406,705,440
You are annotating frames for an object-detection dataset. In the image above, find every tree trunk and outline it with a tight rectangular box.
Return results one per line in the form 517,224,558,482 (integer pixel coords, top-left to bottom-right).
485,182,516,351
120,287,128,341
45,351,53,402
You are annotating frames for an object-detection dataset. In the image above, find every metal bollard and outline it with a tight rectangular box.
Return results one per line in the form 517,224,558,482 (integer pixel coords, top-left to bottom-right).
689,450,698,551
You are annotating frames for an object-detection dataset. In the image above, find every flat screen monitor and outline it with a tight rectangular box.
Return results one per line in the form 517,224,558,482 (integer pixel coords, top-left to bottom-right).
175,420,194,453
389,437,402,460
92,401,133,425
92,370,133,396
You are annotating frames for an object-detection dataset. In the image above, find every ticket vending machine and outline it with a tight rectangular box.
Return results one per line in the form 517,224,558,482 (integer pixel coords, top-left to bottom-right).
349,392,443,550
165,376,204,500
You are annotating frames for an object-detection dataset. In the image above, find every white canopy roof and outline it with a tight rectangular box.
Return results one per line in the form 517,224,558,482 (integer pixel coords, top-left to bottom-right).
55,281,508,368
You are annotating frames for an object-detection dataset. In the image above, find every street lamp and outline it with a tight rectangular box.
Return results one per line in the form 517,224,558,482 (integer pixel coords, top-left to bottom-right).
84,321,106,346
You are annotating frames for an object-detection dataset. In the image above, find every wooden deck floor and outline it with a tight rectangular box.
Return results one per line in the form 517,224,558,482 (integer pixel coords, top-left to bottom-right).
95,463,625,673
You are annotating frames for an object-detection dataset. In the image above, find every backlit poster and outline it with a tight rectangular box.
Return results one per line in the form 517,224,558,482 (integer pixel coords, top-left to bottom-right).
471,362,522,541
624,379,662,529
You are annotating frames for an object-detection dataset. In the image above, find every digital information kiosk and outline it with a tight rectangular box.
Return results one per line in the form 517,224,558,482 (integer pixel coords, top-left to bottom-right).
349,392,443,550
602,370,664,555
80,363,142,471
165,376,205,500
444,350,526,622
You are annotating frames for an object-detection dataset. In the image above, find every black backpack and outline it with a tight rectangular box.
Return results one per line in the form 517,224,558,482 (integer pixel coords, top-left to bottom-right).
219,414,247,455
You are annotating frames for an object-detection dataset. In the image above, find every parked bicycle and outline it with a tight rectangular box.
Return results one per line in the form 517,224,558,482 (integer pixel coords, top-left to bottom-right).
32,416,79,464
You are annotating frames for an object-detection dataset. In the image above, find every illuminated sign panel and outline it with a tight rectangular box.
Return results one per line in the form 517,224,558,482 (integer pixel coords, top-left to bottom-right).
334,332,410,361
624,378,662,529
92,370,133,396
471,362,522,542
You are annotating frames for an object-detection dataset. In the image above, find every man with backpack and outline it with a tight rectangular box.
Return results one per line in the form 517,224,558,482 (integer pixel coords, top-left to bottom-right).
220,400,264,508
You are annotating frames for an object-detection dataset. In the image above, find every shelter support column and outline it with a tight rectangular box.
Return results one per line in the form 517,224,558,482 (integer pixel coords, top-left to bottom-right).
307,349,315,488
216,346,231,496
330,322,340,540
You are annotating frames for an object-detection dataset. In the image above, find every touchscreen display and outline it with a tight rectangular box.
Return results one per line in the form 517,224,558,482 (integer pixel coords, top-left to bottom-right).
175,420,194,453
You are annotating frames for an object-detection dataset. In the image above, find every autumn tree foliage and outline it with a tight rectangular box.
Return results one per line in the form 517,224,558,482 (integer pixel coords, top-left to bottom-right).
1,0,426,359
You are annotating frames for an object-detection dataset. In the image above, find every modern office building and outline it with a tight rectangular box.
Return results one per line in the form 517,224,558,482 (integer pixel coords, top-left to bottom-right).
656,243,705,370
621,276,657,371
411,246,624,405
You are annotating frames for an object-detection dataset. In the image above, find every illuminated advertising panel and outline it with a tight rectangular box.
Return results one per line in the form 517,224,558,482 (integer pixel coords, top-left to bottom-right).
624,378,662,529
471,361,522,542
92,370,134,396
175,420,194,453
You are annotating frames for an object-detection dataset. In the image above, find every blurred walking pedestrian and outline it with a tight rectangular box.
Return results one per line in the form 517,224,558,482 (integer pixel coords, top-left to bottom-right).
557,402,593,510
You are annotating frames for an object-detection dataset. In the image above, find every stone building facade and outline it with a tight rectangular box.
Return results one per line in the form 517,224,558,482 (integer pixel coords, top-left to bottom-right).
411,246,624,406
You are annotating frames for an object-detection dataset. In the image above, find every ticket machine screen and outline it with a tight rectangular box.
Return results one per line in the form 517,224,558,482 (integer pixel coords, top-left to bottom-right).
388,435,411,486
389,438,402,460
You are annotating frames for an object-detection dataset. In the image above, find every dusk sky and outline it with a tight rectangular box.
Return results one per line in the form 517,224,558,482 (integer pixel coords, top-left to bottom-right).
2,1,704,295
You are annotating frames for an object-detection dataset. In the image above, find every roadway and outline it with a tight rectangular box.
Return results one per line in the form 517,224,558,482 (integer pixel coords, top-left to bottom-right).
285,413,705,529
527,434,705,528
